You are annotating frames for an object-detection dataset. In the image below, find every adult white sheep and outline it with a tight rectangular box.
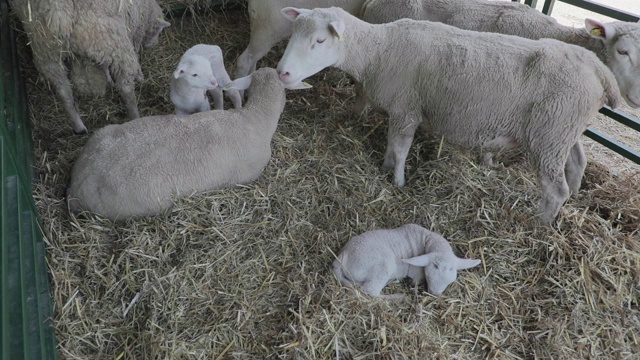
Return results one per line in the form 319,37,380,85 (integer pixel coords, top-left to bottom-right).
234,0,367,81
9,0,171,134
359,0,640,108
66,68,306,221
171,44,243,115
333,224,481,297
276,7,622,225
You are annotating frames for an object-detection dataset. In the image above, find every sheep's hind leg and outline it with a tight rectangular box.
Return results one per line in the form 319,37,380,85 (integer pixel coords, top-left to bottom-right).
564,141,587,194
383,113,420,187
115,78,140,119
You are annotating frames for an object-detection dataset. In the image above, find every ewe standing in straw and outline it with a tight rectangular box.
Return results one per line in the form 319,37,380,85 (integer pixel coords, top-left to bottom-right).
333,224,481,297
276,7,622,225
9,0,171,134
171,44,243,115
234,0,367,81
359,0,640,108
67,68,299,221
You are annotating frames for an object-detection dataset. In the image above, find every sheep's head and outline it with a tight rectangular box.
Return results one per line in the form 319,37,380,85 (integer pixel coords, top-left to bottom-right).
277,7,346,89
173,56,218,90
142,13,171,49
585,19,640,108
402,252,481,296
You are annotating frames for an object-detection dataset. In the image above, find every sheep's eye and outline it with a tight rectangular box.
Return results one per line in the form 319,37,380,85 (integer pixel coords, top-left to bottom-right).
617,49,628,56
317,38,326,44
192,74,198,77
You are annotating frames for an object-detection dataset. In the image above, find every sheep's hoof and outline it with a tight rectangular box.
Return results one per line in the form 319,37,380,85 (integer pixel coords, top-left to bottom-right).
393,178,405,187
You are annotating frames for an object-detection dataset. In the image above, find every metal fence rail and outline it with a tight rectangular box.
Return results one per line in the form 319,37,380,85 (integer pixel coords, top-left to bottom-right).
515,0,640,164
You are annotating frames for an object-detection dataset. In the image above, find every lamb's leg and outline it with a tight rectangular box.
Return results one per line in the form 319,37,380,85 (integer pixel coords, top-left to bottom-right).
226,89,243,109
209,88,224,110
33,56,87,134
382,113,421,187
564,141,587,194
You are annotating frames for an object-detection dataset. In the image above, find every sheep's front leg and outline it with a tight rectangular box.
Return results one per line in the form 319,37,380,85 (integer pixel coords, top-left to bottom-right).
352,81,369,114
209,88,224,110
383,113,420,187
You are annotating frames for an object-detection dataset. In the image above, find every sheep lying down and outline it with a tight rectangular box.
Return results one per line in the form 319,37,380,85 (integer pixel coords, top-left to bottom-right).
333,224,481,298
67,68,308,221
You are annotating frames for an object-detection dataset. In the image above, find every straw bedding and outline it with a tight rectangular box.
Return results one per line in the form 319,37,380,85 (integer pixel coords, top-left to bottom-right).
13,1,640,358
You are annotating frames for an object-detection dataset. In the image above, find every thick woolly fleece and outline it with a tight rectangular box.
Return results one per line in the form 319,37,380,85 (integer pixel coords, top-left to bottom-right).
9,0,170,134
67,68,286,221
359,0,640,107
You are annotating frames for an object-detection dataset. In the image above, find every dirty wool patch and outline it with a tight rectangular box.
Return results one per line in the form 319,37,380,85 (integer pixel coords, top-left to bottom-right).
14,5,640,360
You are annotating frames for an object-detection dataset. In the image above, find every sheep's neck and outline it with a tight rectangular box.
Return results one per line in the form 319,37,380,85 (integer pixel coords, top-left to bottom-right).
336,17,385,83
554,26,607,62
241,85,285,135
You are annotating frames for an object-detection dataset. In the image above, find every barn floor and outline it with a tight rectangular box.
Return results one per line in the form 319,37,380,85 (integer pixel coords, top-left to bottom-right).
17,3,640,359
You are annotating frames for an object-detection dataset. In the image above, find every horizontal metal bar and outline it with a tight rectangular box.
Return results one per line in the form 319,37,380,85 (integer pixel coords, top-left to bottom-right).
584,128,640,165
551,0,639,21
599,106,640,133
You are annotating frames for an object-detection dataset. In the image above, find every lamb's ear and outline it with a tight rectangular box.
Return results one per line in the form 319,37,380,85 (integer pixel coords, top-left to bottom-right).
224,74,252,91
284,81,313,90
173,65,186,79
329,20,345,41
281,7,312,22
401,253,434,267
455,257,481,270
585,18,616,41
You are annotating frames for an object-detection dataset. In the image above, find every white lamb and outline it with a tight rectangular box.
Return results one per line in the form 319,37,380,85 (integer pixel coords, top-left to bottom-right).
276,7,623,225
333,224,481,297
359,0,640,108
9,0,171,134
171,44,243,115
234,0,367,81
66,68,304,221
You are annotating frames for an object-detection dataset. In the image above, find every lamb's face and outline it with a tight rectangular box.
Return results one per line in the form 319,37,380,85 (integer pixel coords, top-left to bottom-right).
587,20,640,108
174,57,218,90
423,254,458,296
277,8,344,88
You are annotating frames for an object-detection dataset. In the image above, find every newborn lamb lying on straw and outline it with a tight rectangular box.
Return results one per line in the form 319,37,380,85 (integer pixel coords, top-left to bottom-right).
333,224,481,298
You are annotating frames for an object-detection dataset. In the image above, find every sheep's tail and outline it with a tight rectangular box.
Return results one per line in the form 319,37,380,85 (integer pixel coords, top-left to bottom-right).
598,63,622,109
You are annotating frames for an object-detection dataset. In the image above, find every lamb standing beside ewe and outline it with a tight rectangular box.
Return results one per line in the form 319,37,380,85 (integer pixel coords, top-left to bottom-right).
9,0,170,134
359,0,640,108
67,68,293,221
276,7,622,225
333,224,481,297
234,0,366,81
171,44,243,115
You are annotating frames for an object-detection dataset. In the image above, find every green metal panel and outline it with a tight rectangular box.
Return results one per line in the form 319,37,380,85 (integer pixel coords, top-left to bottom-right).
1,0,57,358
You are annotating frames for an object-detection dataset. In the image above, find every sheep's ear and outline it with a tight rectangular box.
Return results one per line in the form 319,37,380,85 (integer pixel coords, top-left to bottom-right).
224,74,252,91
329,20,345,41
585,18,615,41
455,257,481,270
157,18,171,28
281,7,311,22
284,81,313,90
401,253,434,267
173,66,186,79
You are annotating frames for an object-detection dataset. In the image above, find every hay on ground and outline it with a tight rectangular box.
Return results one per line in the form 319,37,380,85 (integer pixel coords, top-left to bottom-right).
15,5,640,359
